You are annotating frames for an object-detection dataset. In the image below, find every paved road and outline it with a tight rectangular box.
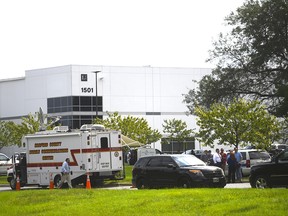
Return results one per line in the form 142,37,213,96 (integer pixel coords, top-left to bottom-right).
0,183,251,191
225,182,251,188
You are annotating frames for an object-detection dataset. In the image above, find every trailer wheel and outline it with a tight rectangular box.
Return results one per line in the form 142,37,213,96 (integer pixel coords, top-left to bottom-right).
10,177,16,190
54,175,62,188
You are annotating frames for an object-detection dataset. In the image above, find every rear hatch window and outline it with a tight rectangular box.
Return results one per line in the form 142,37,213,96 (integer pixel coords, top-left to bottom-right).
249,151,270,160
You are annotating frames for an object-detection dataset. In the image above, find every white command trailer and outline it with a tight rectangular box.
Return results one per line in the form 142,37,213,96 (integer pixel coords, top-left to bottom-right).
8,125,124,189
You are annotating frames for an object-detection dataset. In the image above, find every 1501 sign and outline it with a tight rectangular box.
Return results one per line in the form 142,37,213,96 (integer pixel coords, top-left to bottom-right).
81,87,94,93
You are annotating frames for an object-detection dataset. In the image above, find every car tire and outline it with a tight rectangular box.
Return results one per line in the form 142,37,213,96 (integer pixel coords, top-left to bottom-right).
178,177,191,188
136,178,147,189
252,175,271,189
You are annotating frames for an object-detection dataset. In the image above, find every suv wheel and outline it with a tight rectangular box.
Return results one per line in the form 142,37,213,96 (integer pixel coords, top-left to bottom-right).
178,177,191,188
253,176,270,189
136,178,147,189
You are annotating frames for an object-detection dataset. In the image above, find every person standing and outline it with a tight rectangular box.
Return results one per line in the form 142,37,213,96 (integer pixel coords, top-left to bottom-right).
234,148,243,182
58,158,73,189
213,148,222,168
220,148,227,171
227,152,237,183
201,150,209,163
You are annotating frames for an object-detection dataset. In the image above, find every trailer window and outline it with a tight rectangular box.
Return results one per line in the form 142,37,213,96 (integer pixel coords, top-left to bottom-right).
101,137,108,149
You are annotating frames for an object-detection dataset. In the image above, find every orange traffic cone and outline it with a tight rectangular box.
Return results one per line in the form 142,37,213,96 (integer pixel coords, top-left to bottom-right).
86,173,91,189
49,173,54,189
16,175,21,191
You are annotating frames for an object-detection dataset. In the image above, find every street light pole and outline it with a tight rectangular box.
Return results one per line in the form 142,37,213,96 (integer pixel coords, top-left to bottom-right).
92,71,101,119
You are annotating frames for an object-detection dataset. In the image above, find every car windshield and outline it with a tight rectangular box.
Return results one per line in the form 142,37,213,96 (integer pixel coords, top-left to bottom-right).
172,155,206,167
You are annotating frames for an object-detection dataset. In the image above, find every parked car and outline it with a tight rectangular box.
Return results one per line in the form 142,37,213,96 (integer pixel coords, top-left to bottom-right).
269,143,288,156
0,153,10,175
181,149,206,159
271,143,288,150
132,154,226,189
249,149,288,188
225,149,271,176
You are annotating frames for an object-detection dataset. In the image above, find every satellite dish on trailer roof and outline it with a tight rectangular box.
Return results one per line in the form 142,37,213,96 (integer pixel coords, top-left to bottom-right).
38,107,46,131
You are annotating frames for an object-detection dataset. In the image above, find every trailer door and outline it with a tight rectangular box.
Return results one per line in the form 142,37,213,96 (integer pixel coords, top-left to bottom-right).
89,133,99,171
98,133,111,170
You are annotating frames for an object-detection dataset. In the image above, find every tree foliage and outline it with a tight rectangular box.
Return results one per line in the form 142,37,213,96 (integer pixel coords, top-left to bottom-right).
195,99,281,149
0,113,53,147
184,0,288,117
94,112,162,144
0,121,15,147
162,118,194,150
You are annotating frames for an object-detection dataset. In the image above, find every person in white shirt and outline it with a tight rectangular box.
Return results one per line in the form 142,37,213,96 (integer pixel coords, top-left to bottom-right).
58,158,73,189
213,148,222,168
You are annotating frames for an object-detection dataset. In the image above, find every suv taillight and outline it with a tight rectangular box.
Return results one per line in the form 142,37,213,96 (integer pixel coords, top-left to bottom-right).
246,159,250,168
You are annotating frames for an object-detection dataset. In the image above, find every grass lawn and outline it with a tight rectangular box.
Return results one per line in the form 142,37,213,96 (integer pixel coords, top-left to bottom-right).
0,165,287,215
0,188,287,216
0,175,7,184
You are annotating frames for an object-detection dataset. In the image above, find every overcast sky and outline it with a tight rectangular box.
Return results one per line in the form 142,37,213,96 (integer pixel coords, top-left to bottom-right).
0,0,245,80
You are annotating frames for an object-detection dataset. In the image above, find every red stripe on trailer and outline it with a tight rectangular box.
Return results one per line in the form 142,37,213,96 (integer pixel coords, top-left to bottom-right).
26,147,122,168
82,147,122,153
70,149,81,166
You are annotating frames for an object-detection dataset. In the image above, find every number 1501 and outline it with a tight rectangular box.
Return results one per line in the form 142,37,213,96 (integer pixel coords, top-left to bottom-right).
81,88,94,93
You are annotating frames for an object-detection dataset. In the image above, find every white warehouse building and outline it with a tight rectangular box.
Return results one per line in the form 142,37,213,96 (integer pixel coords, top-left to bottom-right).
0,65,211,152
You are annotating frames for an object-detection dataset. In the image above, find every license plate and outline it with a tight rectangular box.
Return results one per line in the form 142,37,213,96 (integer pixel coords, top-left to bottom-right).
213,178,219,183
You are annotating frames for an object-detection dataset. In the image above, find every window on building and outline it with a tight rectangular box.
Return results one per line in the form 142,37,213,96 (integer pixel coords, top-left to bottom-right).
47,96,102,114
47,96,103,129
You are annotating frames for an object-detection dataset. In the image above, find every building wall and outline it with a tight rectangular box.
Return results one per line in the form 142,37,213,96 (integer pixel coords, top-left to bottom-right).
0,78,25,119
0,65,211,150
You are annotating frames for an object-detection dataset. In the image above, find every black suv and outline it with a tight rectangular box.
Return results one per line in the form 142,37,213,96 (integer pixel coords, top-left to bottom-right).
249,149,288,188
132,154,226,189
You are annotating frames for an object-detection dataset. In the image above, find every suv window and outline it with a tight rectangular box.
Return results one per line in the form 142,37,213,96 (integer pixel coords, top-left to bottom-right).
240,152,246,160
146,156,175,167
278,151,288,162
249,151,270,160
0,155,8,161
134,157,150,168
147,157,162,167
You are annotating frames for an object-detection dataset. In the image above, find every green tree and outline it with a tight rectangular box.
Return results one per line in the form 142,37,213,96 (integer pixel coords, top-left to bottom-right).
184,0,288,117
0,121,15,147
195,99,281,149
162,118,194,152
94,112,162,144
0,113,56,147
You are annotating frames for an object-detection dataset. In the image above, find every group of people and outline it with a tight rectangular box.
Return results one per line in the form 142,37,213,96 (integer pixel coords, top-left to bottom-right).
200,147,243,183
226,148,243,183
